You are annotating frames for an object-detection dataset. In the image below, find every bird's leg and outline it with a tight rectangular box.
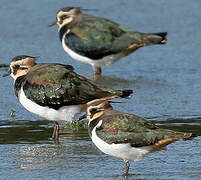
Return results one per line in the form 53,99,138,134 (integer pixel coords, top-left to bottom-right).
78,114,87,121
52,121,60,141
123,160,130,177
93,67,102,75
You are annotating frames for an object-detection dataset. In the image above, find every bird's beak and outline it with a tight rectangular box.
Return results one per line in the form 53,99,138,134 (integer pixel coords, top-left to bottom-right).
48,20,57,27
81,8,99,11
2,68,11,77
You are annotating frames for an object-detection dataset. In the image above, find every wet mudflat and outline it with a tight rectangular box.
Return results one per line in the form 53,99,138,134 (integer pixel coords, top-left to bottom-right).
0,0,201,179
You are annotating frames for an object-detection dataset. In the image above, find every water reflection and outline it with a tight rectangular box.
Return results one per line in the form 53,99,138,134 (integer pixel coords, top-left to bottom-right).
0,119,200,179
88,75,135,89
87,75,171,94
0,117,200,144
0,120,90,144
0,120,52,144
151,117,201,136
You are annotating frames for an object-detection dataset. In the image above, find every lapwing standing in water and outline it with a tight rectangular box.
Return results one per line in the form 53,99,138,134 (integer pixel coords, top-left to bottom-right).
49,7,167,75
86,100,195,176
3,55,133,140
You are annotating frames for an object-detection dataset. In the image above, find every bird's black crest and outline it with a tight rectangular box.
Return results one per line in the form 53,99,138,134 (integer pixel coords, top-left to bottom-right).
59,7,80,13
11,55,38,62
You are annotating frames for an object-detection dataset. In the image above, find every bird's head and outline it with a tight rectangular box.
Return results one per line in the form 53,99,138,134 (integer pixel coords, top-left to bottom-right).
87,101,112,124
3,55,37,80
49,7,81,28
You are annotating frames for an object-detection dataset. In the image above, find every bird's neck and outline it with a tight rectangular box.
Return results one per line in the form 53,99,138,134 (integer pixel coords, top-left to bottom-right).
88,118,101,137
59,24,71,42
14,75,26,97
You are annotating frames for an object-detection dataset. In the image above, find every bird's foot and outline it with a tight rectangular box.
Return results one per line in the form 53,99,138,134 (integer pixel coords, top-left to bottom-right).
77,114,87,121
52,122,60,141
93,67,102,76
123,160,130,177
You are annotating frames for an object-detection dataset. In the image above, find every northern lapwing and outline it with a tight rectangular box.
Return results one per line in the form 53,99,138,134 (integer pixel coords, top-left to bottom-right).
3,55,133,140
86,100,195,176
49,7,167,75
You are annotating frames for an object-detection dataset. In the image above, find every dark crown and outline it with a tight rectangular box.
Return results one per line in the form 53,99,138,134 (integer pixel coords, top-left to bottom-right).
59,7,80,13
11,55,35,62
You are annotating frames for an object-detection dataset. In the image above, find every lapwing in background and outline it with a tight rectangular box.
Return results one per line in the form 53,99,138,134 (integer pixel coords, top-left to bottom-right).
49,7,167,75
86,100,195,176
3,55,133,140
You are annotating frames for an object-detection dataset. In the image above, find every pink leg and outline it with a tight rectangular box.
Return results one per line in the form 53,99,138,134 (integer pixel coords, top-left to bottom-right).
93,67,102,75
52,121,60,140
123,160,130,176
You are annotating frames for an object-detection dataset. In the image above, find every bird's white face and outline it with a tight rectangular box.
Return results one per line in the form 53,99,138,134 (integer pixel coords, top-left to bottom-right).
86,96,116,124
87,101,111,124
56,8,81,28
9,57,36,80
56,11,73,28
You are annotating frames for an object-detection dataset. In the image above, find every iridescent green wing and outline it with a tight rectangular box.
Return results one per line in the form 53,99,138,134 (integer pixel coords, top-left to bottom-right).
22,64,118,109
65,15,139,59
96,111,185,147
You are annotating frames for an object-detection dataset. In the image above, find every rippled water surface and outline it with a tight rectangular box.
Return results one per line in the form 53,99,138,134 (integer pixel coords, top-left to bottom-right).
0,0,201,179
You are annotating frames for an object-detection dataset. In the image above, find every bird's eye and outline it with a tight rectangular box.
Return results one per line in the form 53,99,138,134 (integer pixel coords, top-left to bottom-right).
19,67,28,70
90,108,98,114
14,65,20,69
61,15,70,20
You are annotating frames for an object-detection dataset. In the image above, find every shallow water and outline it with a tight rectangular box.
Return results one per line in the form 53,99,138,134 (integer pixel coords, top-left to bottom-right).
0,0,201,179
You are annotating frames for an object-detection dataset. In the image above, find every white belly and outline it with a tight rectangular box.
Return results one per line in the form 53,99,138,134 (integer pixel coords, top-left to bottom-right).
91,120,151,161
62,35,124,68
18,87,81,122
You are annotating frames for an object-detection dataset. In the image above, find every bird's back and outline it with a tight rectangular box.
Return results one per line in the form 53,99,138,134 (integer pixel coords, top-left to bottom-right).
95,109,194,148
15,64,132,109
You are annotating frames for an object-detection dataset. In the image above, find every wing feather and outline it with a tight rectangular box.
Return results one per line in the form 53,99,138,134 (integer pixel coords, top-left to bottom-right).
17,64,117,109
96,111,187,147
63,15,137,59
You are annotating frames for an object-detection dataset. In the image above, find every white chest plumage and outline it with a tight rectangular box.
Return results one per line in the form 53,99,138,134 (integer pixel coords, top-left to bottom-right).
18,87,81,122
61,32,124,68
91,120,151,161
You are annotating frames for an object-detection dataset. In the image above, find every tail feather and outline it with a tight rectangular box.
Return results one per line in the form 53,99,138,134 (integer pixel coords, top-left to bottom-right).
153,32,168,44
182,133,197,140
151,132,196,152
120,89,133,98
144,32,168,45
